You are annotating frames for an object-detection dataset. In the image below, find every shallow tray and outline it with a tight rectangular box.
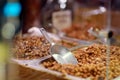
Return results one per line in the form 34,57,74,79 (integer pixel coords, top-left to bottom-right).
11,31,120,80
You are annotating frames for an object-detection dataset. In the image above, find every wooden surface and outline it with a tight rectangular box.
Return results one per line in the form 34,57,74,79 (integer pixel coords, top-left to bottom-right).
7,61,68,80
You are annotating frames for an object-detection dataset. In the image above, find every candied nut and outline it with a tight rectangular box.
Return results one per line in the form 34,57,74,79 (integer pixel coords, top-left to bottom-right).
41,44,120,80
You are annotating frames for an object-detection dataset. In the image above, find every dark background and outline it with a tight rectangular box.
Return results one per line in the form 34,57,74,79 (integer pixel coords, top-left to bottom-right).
0,0,120,35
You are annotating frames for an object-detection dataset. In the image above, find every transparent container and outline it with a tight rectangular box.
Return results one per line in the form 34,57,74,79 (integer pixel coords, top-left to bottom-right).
41,0,74,32
62,0,107,41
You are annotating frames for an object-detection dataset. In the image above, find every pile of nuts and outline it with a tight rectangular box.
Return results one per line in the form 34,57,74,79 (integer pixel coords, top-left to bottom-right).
12,35,50,59
41,44,120,80
63,23,102,40
60,40,78,48
12,35,78,59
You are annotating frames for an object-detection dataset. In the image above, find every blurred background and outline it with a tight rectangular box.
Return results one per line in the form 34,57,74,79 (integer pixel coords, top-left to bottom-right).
0,0,120,36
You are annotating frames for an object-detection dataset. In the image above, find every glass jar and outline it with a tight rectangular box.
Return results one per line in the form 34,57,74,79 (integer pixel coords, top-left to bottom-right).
41,0,74,32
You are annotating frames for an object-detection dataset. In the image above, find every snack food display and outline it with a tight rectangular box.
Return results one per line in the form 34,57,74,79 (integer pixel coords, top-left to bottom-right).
12,34,78,60
41,44,120,80
4,1,120,80
63,23,103,40
12,35,50,59
11,33,120,80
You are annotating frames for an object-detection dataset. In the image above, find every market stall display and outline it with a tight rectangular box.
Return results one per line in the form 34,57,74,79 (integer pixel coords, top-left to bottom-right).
8,1,120,80
11,31,120,80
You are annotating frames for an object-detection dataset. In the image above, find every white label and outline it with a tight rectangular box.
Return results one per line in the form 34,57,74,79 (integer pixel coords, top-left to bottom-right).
52,10,72,30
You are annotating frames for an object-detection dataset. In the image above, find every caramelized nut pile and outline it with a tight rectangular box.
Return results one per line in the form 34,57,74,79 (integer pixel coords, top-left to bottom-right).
63,24,102,40
12,35,77,59
12,36,50,59
41,44,120,80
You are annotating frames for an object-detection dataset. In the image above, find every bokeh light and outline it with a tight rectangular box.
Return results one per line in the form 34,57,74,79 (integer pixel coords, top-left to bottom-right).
3,2,21,17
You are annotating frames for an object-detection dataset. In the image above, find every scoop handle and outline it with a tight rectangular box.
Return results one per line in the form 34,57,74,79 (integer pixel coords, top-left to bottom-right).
39,28,55,45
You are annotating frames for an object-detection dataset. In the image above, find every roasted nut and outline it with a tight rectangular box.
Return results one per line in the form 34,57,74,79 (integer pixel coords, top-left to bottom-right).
41,44,120,80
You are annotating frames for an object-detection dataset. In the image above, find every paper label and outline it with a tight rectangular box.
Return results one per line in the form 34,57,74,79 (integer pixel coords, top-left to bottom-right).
52,10,72,30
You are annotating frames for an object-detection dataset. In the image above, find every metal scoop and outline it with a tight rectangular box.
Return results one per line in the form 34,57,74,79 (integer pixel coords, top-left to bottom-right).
39,28,78,65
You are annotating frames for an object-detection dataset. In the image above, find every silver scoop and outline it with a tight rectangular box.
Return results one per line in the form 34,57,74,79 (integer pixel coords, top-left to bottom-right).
39,28,78,65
